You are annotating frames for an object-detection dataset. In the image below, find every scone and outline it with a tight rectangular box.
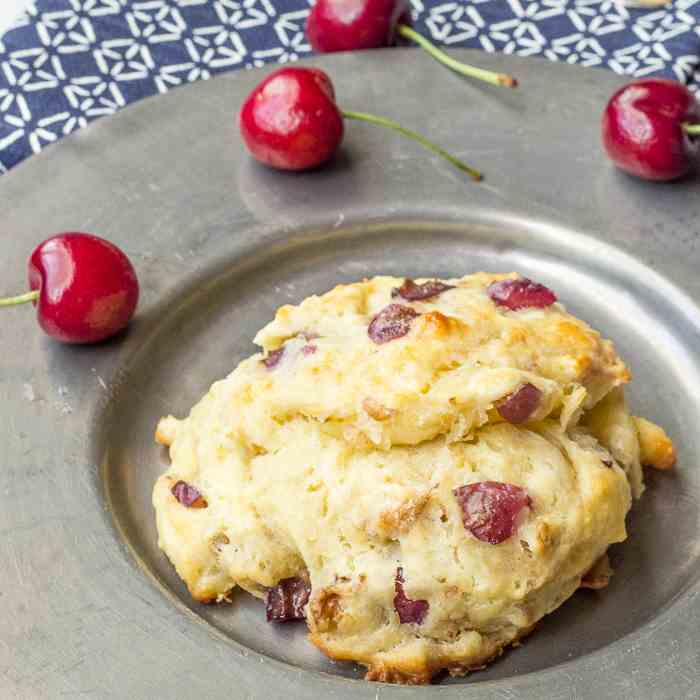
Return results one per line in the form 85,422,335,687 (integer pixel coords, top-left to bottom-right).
153,273,675,684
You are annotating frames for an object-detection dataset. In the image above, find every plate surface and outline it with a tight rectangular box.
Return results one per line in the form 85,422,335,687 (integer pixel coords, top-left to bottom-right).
2,49,700,699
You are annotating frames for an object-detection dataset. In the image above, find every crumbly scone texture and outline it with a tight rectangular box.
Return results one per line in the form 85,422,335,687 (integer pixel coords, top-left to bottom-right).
152,273,674,683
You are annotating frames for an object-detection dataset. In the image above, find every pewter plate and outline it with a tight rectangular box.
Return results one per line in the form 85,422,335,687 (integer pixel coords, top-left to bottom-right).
2,50,700,699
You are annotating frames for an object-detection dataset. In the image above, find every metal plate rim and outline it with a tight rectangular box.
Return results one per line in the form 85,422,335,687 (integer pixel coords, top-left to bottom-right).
2,49,700,699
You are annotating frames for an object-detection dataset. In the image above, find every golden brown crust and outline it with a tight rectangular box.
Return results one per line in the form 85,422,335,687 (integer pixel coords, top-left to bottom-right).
634,416,676,470
584,388,645,499
414,310,468,340
364,665,432,685
360,623,540,685
153,274,659,685
155,415,179,446
579,553,614,590
445,623,538,677
362,397,396,422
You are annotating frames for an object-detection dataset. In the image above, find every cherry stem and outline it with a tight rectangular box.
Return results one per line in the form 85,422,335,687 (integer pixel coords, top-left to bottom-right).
397,24,517,88
341,109,482,181
682,123,700,135
0,290,39,307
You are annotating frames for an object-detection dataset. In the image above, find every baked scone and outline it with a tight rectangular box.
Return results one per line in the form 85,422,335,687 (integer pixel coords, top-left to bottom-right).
153,273,675,684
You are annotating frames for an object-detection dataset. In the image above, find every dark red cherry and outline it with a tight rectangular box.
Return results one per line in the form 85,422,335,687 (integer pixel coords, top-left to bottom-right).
171,481,208,509
306,0,410,53
367,303,418,344
497,383,542,424
453,481,531,545
391,278,454,301
239,67,481,179
488,278,556,311
266,577,311,622
1,232,139,344
393,567,429,624
306,0,516,88
602,78,700,181
262,347,285,369
239,66,344,171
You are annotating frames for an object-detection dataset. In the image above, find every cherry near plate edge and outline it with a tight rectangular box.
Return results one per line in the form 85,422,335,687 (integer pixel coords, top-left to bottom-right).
1,49,699,699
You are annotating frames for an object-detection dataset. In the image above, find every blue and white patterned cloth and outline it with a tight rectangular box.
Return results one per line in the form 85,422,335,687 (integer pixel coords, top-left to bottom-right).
1,0,700,174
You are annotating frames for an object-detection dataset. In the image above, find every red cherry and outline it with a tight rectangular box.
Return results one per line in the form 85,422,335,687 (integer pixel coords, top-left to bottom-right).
307,0,410,53
239,66,344,171
601,78,700,182
239,67,482,179
306,0,517,88
0,232,139,344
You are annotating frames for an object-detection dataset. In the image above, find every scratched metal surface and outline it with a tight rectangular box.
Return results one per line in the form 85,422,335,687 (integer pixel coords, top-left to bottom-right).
1,50,700,699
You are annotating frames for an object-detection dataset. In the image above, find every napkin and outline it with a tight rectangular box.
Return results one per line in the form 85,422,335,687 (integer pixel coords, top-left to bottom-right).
1,0,698,173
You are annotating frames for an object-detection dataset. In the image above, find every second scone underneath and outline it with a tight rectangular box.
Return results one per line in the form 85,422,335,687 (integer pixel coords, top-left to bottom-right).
152,273,674,684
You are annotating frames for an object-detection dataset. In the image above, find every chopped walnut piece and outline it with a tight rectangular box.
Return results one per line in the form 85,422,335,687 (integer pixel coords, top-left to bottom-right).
536,521,554,550
310,588,342,632
211,533,230,552
377,492,431,538
362,397,396,422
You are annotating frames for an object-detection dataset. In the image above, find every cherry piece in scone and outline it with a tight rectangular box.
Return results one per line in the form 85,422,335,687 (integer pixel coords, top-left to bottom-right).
453,481,531,545
262,347,285,370
0,232,139,344
497,383,542,424
391,278,454,301
394,567,429,624
171,480,208,509
266,577,311,622
239,67,482,179
602,78,700,182
306,0,517,88
487,278,557,311
368,303,418,344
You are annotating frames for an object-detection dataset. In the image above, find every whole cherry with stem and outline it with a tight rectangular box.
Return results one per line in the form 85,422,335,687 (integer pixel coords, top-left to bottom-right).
602,78,700,181
0,232,139,344
239,66,482,179
306,0,517,89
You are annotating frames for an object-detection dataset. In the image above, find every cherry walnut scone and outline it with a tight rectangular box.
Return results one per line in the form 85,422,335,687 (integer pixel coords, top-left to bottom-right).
153,273,674,684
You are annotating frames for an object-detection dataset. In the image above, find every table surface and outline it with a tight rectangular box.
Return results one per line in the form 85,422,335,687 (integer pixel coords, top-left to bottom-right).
1,0,698,176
